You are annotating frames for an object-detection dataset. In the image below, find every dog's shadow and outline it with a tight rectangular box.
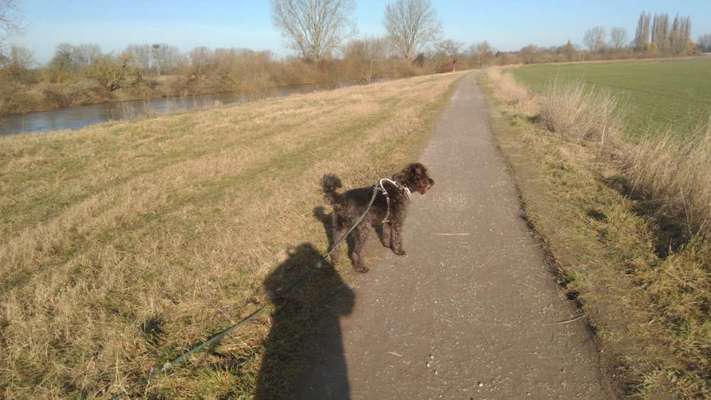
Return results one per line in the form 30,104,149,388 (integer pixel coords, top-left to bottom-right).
255,240,355,399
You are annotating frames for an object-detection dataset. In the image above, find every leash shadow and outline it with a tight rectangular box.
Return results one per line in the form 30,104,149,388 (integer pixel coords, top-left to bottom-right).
255,241,355,400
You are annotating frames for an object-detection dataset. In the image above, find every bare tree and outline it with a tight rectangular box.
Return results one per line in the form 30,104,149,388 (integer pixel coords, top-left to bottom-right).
610,27,628,50
558,40,578,61
647,13,692,55
343,37,389,82
271,0,355,62
385,0,441,60
634,12,651,51
651,13,670,53
47,43,101,69
669,15,692,55
188,46,214,76
519,44,539,64
468,41,494,67
0,45,32,81
124,44,152,70
472,40,495,67
73,44,101,66
0,0,19,55
150,43,181,75
435,39,462,71
48,43,79,77
699,34,711,53
86,54,135,91
3,44,30,66
583,26,606,52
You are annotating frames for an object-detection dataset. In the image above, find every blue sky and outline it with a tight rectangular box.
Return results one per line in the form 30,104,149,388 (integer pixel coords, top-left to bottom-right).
10,0,711,63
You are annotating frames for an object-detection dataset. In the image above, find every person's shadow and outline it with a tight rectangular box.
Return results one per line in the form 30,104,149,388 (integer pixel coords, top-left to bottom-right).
255,242,355,400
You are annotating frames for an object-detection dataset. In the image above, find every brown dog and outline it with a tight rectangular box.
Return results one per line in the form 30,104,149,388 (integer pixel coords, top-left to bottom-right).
321,163,434,272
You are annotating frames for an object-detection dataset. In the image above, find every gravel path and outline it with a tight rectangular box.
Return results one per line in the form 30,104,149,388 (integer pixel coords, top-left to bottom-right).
296,73,614,399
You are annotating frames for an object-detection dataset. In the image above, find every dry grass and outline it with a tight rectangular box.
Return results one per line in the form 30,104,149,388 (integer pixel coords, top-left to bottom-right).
538,81,624,145
626,122,711,239
483,69,711,399
0,72,463,399
483,67,534,114
485,67,624,145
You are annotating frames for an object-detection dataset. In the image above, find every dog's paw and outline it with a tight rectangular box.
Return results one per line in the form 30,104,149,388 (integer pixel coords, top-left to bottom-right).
355,265,370,273
393,248,407,256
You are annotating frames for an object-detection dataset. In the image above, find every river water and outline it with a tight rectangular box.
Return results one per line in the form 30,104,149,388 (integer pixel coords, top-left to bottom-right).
0,85,324,136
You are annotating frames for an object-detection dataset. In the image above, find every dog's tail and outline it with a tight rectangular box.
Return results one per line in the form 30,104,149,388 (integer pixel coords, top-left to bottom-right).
321,174,342,205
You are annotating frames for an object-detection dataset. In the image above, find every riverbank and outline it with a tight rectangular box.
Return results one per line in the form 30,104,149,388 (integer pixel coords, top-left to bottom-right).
0,81,341,136
0,73,339,119
0,50,447,120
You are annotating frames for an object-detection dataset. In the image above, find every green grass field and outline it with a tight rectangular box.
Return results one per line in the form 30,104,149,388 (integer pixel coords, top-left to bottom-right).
512,58,711,138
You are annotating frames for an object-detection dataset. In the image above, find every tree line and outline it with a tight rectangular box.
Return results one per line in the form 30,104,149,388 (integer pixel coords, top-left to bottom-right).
584,12,695,56
633,12,694,55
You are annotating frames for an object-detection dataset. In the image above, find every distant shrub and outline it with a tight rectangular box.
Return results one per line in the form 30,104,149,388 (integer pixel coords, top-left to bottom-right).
391,60,422,78
39,84,73,108
0,81,36,115
85,55,137,92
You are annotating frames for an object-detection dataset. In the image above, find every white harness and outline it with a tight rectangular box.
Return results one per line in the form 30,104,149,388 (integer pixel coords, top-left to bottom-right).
377,178,411,223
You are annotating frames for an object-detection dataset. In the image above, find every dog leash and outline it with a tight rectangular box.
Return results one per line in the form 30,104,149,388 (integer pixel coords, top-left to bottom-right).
151,178,409,381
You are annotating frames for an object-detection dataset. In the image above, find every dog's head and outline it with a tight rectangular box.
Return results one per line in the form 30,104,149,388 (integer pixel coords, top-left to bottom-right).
396,163,434,195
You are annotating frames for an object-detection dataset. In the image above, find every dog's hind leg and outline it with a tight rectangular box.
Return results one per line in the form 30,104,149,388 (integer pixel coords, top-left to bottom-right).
348,225,370,273
330,213,345,265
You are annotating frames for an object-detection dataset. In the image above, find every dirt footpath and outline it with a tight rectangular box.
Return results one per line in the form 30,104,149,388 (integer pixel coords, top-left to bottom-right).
297,73,614,399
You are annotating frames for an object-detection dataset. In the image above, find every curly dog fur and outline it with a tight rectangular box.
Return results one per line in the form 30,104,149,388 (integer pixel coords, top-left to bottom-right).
321,163,434,273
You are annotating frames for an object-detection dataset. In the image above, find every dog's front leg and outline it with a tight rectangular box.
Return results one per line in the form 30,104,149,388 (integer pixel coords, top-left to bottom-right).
390,221,406,256
377,223,391,248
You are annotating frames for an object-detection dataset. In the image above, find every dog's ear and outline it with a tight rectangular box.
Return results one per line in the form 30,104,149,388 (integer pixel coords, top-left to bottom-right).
408,163,426,177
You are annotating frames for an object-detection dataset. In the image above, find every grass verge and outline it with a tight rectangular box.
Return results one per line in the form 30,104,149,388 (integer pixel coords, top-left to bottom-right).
482,69,710,399
0,72,463,399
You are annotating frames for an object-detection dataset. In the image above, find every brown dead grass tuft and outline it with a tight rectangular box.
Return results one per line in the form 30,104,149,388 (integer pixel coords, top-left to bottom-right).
539,80,624,145
483,67,535,114
626,122,711,239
